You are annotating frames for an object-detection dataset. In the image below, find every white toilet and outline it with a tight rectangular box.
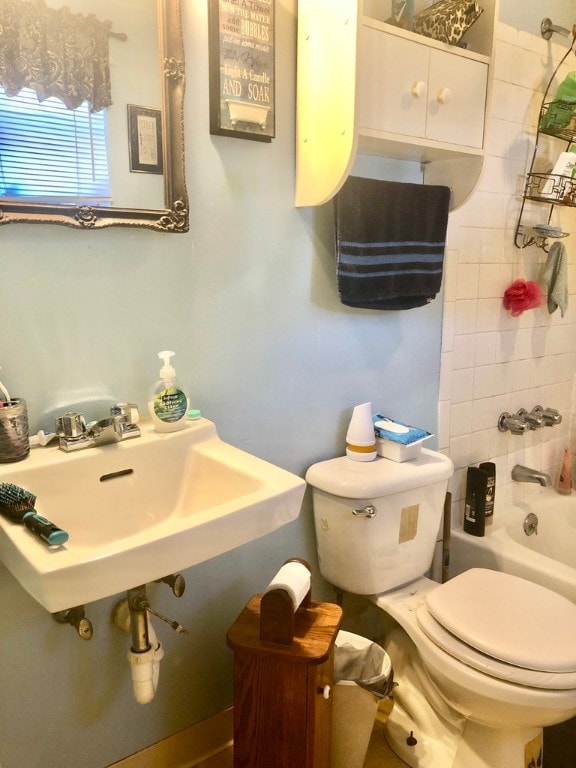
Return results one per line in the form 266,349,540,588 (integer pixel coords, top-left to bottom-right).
306,449,576,768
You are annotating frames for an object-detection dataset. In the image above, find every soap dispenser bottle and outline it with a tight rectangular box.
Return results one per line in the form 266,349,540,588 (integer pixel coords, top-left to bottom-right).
148,350,189,433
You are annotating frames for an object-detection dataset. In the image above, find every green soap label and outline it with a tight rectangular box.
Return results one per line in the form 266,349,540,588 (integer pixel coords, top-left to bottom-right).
153,388,187,423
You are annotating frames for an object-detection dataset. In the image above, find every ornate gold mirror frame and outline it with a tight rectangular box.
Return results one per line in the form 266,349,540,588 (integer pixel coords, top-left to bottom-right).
0,0,188,233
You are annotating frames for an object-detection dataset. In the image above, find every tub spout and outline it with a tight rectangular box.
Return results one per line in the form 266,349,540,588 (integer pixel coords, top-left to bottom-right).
511,464,552,487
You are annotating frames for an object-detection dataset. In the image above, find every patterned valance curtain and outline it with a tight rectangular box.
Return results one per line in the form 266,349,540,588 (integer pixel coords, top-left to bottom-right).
0,0,112,112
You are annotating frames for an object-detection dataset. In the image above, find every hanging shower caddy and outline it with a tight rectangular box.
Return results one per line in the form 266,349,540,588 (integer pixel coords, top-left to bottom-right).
515,25,576,251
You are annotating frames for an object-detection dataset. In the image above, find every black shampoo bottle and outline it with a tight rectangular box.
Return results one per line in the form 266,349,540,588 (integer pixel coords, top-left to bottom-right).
463,466,488,537
479,461,496,527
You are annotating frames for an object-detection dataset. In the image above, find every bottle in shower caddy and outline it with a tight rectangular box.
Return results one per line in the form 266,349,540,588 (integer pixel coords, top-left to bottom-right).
148,350,189,432
541,145,576,197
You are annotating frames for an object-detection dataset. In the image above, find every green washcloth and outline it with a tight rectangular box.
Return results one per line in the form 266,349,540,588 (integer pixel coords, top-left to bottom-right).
540,241,569,317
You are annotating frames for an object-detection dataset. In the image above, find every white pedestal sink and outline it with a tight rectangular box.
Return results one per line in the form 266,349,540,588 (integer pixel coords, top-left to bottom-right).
0,418,305,611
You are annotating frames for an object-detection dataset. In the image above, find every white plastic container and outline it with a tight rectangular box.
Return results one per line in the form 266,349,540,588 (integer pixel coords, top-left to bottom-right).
148,350,189,433
376,436,424,462
541,147,576,197
332,631,392,768
346,402,377,462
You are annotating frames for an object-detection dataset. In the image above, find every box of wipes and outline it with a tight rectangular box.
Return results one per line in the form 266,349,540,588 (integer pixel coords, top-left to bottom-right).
372,414,432,462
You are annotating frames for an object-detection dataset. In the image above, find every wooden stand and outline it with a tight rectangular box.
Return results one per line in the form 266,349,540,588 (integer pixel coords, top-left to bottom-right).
227,584,343,768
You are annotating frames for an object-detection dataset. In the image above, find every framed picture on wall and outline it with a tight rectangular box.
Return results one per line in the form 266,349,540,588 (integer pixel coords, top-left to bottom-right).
127,105,163,174
208,0,275,142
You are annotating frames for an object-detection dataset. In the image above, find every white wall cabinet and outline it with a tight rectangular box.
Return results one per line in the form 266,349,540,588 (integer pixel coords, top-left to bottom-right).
359,29,430,140
427,50,488,147
296,0,498,209
359,28,488,150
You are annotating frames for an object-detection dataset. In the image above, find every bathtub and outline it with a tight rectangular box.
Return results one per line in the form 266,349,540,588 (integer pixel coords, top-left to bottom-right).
450,489,576,603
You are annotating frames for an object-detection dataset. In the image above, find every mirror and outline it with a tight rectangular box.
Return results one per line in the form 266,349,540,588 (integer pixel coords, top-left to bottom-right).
0,0,188,232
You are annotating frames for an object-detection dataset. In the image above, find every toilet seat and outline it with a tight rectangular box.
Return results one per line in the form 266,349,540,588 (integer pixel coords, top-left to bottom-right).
416,604,576,690
416,568,576,690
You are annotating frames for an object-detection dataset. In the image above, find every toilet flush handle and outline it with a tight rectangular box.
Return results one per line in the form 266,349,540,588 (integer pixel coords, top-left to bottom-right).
352,505,376,518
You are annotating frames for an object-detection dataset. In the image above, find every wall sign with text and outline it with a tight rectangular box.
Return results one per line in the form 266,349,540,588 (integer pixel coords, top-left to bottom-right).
208,0,275,142
127,105,163,174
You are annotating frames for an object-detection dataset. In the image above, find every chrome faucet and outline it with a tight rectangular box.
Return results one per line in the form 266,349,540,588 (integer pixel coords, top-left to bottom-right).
56,403,140,452
516,408,544,430
498,411,530,435
511,464,552,487
498,406,562,434
532,405,562,427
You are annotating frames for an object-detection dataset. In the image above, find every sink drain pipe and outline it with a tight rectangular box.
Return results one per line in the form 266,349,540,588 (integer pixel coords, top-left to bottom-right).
125,586,164,705
127,618,164,704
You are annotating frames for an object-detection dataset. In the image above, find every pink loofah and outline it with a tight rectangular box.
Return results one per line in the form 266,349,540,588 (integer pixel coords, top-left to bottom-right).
502,279,544,317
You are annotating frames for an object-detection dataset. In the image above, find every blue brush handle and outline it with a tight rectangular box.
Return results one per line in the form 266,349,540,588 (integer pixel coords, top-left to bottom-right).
22,512,69,546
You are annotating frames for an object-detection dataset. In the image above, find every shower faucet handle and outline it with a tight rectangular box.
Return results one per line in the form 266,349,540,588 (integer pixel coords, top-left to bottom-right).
532,405,562,427
497,411,530,435
517,408,543,430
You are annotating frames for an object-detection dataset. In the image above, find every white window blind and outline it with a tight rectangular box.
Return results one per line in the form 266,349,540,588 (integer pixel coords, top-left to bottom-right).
0,86,111,204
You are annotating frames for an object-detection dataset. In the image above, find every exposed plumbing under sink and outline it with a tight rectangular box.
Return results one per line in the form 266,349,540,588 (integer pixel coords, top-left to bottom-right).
112,580,189,704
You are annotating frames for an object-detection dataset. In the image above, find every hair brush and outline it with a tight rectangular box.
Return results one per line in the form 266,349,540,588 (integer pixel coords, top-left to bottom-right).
0,482,69,546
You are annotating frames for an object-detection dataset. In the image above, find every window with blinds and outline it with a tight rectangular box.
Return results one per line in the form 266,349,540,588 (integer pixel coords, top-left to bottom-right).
0,87,111,204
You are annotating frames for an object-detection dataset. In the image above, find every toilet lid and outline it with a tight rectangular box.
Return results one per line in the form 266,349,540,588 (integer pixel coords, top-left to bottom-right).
424,569,576,674
416,604,576,689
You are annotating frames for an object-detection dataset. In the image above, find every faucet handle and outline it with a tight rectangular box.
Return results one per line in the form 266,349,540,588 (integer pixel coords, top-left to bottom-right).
110,403,141,441
532,405,562,427
517,408,543,430
56,412,87,438
110,403,139,424
498,411,530,435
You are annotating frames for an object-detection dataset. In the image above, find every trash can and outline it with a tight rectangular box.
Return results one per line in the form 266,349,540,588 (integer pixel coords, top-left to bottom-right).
331,630,395,768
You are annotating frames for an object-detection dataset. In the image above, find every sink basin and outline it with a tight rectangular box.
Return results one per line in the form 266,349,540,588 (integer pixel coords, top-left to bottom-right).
0,418,305,611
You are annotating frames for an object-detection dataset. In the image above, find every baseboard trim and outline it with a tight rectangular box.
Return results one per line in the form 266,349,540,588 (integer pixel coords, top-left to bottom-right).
108,707,233,768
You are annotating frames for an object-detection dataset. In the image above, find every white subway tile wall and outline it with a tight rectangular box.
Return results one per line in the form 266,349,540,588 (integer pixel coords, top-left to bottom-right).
439,23,576,525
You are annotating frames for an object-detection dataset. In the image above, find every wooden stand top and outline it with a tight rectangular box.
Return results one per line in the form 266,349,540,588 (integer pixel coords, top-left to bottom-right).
227,594,343,664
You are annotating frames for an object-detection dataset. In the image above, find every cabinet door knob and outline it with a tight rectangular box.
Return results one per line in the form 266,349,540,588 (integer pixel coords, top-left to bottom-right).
411,81,426,98
437,87,452,104
319,685,331,699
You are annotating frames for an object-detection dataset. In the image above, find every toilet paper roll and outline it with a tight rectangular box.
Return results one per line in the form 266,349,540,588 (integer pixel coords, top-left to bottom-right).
265,561,311,611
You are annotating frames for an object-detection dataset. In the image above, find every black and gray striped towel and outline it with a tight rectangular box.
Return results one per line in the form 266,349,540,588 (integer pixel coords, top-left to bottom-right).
334,177,451,310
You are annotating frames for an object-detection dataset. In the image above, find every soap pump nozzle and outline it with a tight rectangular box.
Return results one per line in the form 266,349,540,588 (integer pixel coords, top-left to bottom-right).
158,350,176,384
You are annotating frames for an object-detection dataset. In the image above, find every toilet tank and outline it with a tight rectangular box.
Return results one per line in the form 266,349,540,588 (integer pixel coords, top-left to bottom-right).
306,449,454,595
